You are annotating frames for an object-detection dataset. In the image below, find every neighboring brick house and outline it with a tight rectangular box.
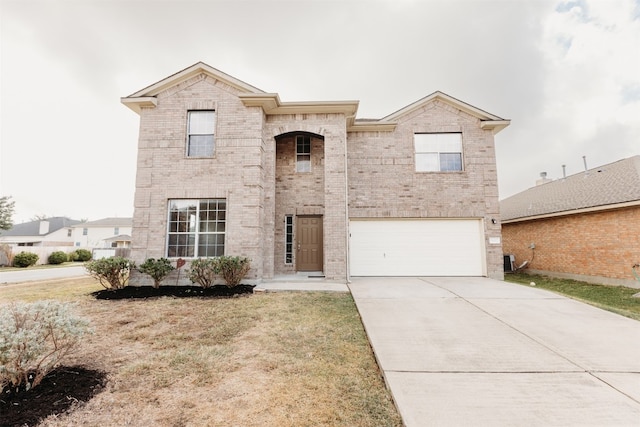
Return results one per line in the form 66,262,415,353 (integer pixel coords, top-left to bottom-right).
121,62,509,283
501,156,640,287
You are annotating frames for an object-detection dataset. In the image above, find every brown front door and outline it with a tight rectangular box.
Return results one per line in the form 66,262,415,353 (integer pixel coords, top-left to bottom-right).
296,216,323,271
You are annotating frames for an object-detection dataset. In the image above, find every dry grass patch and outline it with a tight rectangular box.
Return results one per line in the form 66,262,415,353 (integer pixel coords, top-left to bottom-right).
1,279,401,426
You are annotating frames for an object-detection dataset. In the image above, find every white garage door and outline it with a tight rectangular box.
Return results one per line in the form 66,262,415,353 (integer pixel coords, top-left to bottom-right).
349,219,485,276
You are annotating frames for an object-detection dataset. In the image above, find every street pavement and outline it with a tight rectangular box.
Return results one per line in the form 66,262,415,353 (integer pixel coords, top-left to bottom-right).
0,264,88,284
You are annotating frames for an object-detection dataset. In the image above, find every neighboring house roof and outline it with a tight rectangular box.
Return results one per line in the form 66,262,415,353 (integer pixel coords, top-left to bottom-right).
0,217,82,237
104,234,132,242
501,156,640,222
74,217,133,228
122,61,510,134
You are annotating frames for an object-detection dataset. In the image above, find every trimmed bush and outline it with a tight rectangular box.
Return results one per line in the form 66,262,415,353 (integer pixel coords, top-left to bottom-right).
138,258,175,288
13,252,38,268
67,251,79,262
74,249,92,262
187,258,218,288
48,251,68,265
85,257,135,290
0,301,91,392
217,256,251,287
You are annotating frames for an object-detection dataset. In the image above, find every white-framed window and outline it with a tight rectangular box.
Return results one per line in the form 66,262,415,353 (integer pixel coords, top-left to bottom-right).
285,215,294,264
296,135,311,172
167,199,226,258
414,133,463,172
82,228,88,236
187,111,216,157
67,229,72,237
114,227,119,235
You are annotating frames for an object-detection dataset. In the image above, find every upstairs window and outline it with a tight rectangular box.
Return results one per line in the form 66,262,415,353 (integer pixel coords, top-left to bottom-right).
114,227,119,235
296,135,311,172
187,111,216,157
414,133,463,172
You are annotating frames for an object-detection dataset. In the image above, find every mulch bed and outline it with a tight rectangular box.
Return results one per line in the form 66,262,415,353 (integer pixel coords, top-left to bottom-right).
0,366,107,427
91,284,255,300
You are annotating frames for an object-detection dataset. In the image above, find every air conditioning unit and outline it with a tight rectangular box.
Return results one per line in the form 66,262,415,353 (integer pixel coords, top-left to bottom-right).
503,254,515,272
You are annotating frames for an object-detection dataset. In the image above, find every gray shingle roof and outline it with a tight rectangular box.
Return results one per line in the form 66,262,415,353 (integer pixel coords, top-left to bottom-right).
75,217,132,227
0,217,82,237
500,156,640,222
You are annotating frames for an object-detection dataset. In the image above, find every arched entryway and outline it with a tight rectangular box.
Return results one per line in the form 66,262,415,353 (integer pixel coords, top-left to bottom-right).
273,131,325,275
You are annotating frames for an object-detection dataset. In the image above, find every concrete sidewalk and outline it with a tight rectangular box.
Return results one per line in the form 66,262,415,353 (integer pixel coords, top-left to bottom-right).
349,277,640,427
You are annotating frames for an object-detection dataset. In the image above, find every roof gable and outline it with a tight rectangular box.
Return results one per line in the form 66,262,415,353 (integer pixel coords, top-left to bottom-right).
121,64,509,135
381,91,510,134
121,62,265,113
501,156,640,222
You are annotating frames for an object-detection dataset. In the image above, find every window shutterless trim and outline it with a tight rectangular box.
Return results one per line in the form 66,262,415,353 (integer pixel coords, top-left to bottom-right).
295,134,311,173
166,198,226,258
285,215,294,264
414,132,464,172
186,110,216,157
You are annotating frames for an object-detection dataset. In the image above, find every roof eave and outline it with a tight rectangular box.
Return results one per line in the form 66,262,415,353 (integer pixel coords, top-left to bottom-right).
348,122,398,132
239,93,359,124
501,199,640,224
480,120,511,134
120,96,158,114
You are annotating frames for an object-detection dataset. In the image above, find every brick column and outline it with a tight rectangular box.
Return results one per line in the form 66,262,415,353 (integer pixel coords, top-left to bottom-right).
322,120,348,281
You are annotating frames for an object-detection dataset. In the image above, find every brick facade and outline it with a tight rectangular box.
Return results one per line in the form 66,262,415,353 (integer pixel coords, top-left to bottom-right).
502,206,640,287
123,63,507,284
348,101,503,279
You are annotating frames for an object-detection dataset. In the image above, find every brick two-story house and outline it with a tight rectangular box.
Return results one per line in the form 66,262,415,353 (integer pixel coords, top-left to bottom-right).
122,62,509,283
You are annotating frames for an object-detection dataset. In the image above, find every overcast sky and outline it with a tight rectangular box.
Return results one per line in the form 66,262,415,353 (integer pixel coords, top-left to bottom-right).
1,0,639,224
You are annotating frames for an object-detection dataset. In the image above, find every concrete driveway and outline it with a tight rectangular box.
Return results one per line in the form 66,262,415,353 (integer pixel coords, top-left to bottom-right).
349,277,640,427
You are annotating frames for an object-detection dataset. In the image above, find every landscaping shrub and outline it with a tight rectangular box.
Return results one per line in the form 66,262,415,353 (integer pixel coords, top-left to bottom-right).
12,252,38,268
85,257,135,290
138,257,175,288
48,251,68,265
67,251,79,262
0,301,91,392
187,258,218,288
217,256,251,287
74,249,92,262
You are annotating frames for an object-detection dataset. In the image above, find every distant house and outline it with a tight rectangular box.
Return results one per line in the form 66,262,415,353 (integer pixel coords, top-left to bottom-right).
121,62,510,283
501,156,640,287
0,217,81,247
71,217,132,249
0,217,82,265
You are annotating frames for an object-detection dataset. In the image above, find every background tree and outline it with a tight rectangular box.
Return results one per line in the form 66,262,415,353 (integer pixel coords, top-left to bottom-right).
0,196,15,230
30,214,48,221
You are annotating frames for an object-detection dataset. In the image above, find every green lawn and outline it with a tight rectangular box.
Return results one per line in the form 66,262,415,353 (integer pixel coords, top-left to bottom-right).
505,273,640,321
